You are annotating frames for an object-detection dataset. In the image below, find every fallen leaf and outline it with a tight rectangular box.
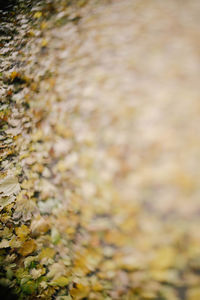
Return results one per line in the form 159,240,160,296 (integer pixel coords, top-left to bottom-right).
0,176,20,197
18,240,37,256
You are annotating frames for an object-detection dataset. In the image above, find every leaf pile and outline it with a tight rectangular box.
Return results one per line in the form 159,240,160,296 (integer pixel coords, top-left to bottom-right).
0,0,200,299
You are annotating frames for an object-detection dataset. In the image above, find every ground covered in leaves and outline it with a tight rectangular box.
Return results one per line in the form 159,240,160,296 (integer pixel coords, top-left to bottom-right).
1,0,200,299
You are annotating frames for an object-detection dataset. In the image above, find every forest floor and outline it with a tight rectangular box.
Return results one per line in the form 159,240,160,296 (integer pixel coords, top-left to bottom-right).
1,0,200,299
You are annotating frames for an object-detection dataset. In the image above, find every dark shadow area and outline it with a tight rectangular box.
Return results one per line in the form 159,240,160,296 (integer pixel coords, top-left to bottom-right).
0,0,17,10
0,285,18,300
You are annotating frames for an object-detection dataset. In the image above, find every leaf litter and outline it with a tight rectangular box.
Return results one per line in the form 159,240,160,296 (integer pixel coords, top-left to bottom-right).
0,0,200,299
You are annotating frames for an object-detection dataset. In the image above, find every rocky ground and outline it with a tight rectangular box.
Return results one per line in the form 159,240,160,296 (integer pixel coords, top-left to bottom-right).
0,0,200,299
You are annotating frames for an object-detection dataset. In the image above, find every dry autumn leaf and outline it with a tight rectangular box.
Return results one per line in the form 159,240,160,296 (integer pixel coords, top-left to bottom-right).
18,240,37,256
1,0,200,299
0,176,20,197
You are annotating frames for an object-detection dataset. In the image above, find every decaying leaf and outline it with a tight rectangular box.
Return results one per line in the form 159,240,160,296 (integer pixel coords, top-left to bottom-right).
1,0,200,299
0,239,10,248
0,176,20,197
0,195,15,210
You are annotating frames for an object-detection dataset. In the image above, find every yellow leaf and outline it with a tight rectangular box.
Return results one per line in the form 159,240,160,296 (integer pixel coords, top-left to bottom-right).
18,240,37,256
31,216,50,236
33,11,42,18
15,224,30,241
51,276,69,287
150,247,176,270
91,278,103,292
9,71,20,81
41,39,48,47
70,283,90,299
39,248,55,260
187,288,200,300
41,22,47,30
